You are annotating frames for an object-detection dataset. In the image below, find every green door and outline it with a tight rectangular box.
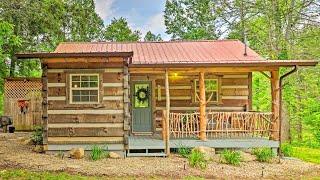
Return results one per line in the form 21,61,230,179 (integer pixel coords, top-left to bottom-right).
132,81,152,132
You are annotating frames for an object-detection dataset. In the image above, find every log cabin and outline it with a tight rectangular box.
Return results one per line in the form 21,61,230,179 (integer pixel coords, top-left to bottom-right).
15,40,318,157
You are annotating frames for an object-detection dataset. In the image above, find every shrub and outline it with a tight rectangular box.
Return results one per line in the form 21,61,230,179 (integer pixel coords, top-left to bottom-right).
90,145,109,161
221,150,241,166
188,149,208,169
178,145,191,158
281,143,293,157
253,147,275,162
31,126,43,145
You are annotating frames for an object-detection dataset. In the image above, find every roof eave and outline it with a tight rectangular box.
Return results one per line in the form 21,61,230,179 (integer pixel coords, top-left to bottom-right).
15,52,134,59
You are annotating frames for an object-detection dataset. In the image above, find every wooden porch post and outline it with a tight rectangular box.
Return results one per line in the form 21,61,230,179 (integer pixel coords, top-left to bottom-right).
199,72,207,141
165,69,170,155
270,70,280,141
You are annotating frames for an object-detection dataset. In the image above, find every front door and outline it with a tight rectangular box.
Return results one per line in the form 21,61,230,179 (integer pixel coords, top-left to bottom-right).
132,81,152,133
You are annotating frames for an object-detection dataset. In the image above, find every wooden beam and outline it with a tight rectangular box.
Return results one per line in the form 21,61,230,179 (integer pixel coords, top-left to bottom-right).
199,72,207,141
41,64,48,148
165,69,170,155
270,70,280,140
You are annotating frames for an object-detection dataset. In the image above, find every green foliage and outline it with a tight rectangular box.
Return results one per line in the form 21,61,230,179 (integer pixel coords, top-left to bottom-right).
104,17,141,42
90,145,109,161
252,148,275,162
0,169,95,180
221,150,241,166
178,145,191,158
164,0,217,40
31,126,43,145
144,31,162,41
281,143,293,157
188,149,208,169
291,146,320,164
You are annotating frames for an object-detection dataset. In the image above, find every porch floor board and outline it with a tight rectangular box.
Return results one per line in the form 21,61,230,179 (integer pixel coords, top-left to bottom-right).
128,136,279,150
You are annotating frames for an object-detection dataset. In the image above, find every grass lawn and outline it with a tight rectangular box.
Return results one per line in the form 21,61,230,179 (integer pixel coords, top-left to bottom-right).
291,146,320,164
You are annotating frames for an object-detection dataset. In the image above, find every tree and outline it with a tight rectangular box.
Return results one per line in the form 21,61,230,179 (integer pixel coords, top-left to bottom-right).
0,21,22,114
164,0,217,40
144,31,163,41
0,0,104,77
104,18,141,42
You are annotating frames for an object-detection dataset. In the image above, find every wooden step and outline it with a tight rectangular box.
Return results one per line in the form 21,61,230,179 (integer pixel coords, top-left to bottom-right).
127,152,166,157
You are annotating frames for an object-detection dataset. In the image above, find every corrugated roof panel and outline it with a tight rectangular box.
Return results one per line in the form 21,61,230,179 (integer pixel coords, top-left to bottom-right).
54,40,264,64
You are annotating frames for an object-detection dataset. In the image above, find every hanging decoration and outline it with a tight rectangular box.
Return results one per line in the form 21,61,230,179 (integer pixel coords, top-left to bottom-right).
135,86,150,103
18,99,29,114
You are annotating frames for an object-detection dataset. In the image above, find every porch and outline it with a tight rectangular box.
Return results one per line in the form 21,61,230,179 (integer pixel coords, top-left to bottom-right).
127,111,278,157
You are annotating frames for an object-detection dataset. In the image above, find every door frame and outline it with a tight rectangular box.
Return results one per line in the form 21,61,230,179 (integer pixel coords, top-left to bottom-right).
130,80,153,134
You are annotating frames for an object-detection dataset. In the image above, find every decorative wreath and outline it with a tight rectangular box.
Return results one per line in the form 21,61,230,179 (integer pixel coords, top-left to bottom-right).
135,87,150,103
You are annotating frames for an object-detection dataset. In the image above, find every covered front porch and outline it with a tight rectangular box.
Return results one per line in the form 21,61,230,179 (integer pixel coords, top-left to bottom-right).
127,111,278,157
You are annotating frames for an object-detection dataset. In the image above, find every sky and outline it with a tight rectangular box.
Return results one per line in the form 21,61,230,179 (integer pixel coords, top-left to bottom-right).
94,0,169,40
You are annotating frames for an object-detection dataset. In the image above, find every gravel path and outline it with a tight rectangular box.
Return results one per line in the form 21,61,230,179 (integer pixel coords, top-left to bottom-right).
0,133,319,179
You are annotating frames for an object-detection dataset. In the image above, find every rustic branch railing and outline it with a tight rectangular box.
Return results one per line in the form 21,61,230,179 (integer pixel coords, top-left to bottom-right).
167,111,273,139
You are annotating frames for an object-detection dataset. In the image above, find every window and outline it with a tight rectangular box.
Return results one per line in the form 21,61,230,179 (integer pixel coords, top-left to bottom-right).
70,74,99,104
194,79,218,102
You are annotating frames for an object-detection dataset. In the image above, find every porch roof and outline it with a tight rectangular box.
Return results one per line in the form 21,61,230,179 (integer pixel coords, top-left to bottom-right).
15,40,318,67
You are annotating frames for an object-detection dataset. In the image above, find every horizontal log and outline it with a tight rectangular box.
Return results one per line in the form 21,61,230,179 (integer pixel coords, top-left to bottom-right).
105,68,123,73
48,123,123,128
48,87,66,96
159,85,192,90
104,87,123,96
48,137,124,144
222,78,249,85
160,89,191,96
103,96,123,101
48,114,124,123
47,144,124,151
48,69,64,73
222,89,249,96
48,109,123,114
48,100,123,110
48,127,124,137
47,62,124,69
159,96,191,100
103,73,123,83
48,73,66,83
222,74,248,78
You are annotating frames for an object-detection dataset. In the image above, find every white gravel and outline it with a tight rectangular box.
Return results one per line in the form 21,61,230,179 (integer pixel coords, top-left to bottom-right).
0,133,319,179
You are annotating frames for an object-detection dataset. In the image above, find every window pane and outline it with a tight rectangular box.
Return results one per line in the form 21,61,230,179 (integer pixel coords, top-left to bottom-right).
82,90,89,95
89,90,98,95
81,76,89,81
90,81,98,87
90,95,98,102
90,75,98,81
72,90,80,96
206,91,217,102
81,96,89,102
72,82,80,88
81,82,89,87
205,80,217,91
73,95,80,102
72,76,80,81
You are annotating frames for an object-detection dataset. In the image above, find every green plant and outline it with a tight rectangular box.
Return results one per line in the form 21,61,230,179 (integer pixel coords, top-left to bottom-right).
281,143,293,157
252,147,275,162
90,145,109,161
221,150,242,166
31,126,43,145
188,149,208,169
178,145,191,158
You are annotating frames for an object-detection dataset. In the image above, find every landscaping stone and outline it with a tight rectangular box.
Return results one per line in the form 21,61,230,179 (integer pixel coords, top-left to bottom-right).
69,148,84,159
33,145,44,153
192,146,215,161
109,152,121,159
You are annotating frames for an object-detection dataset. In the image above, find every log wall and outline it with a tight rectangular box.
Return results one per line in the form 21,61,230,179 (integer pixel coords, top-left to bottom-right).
130,72,252,133
45,57,127,153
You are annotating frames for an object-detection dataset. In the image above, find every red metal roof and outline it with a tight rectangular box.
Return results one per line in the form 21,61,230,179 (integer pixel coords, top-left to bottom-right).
54,40,264,64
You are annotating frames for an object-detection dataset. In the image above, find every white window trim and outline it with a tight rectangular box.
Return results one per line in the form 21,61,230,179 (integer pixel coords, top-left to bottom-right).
69,74,100,104
194,79,219,103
